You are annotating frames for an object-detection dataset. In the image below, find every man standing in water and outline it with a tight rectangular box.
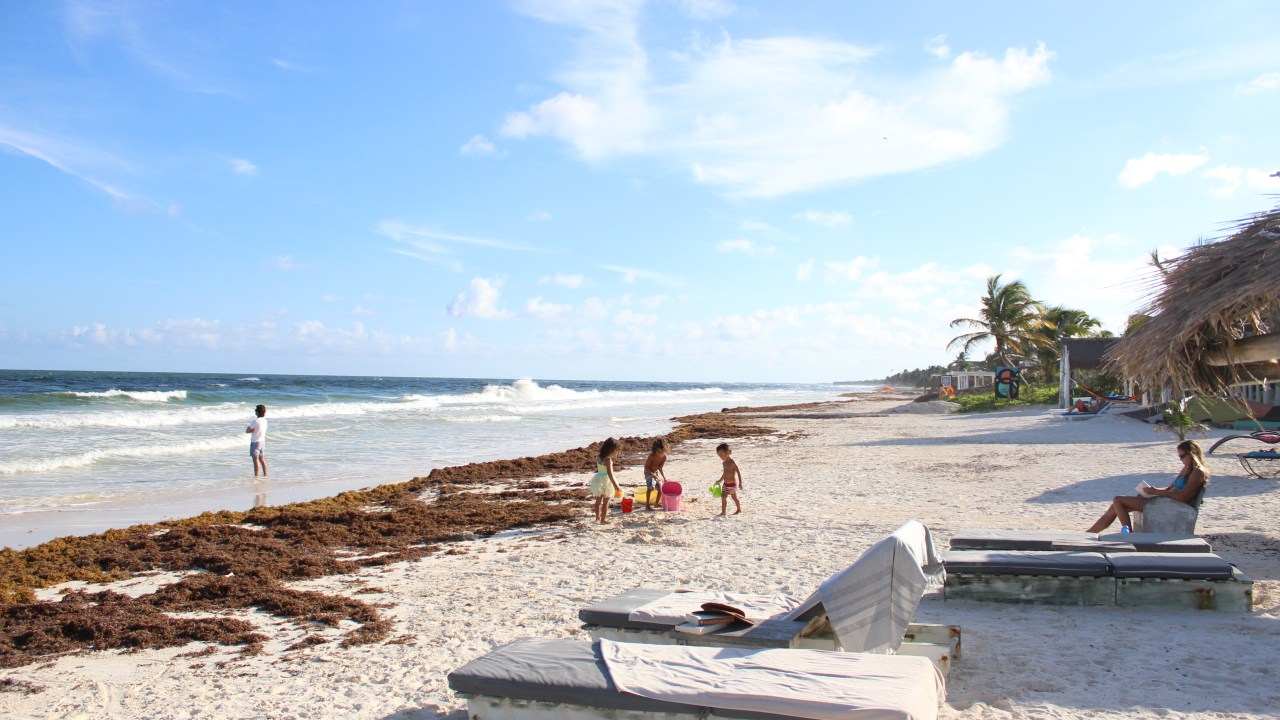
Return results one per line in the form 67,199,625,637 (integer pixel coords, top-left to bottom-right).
246,404,268,477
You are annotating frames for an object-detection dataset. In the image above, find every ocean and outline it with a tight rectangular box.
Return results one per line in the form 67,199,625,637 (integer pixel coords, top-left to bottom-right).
0,370,862,548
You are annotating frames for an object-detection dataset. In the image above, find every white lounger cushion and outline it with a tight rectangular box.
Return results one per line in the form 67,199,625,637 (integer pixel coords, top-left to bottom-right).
601,639,943,720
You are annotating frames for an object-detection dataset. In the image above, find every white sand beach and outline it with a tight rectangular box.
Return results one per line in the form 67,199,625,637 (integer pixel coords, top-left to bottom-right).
3,395,1278,719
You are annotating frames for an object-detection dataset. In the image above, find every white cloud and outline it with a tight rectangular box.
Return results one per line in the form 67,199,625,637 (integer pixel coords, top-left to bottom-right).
460,134,503,157
72,322,113,344
1202,164,1280,196
0,124,139,206
717,239,775,255
229,157,258,175
539,273,586,288
672,0,736,20
501,8,1053,197
443,327,459,352
263,255,305,271
271,58,315,73
799,210,852,227
1237,71,1280,93
823,256,880,281
614,308,657,326
448,277,509,319
526,210,553,222
378,221,540,269
501,1,653,159
925,34,951,59
741,220,771,232
524,296,574,321
580,297,610,320
599,264,686,286
55,316,450,358
1117,151,1208,188
351,304,376,317
796,259,814,281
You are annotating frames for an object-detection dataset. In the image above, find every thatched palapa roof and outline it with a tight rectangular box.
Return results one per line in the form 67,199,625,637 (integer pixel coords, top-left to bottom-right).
1106,201,1280,393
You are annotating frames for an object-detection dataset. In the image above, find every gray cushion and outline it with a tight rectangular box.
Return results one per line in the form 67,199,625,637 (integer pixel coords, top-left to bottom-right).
1108,552,1235,580
948,529,1103,551
448,638,701,714
448,638,813,720
1096,533,1212,553
943,550,1113,577
578,588,675,630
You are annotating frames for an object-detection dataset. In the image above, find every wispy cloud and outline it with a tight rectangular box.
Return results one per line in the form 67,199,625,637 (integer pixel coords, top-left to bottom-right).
460,134,504,157
1202,164,1280,196
378,221,540,252
499,5,1053,197
63,0,236,96
717,239,775,255
539,273,586,289
599,264,686,287
229,158,258,176
1236,71,1280,94
0,125,136,204
262,255,306,271
796,259,814,281
272,58,317,73
925,34,951,59
378,221,542,269
824,256,880,281
526,210,553,222
799,210,852,227
1117,151,1208,188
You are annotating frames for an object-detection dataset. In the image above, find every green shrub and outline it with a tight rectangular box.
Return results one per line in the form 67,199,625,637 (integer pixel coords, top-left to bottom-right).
953,385,1059,413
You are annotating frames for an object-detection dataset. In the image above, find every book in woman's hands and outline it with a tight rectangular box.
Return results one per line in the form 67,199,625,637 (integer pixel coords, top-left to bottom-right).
1136,480,1155,497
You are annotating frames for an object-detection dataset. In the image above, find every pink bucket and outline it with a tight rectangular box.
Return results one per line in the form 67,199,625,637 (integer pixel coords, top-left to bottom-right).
660,481,682,511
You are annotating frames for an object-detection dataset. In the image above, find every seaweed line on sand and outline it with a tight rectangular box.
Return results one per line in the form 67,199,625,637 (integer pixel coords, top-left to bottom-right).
0,409,779,669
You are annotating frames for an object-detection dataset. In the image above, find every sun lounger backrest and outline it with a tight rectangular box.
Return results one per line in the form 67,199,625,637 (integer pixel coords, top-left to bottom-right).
790,520,943,655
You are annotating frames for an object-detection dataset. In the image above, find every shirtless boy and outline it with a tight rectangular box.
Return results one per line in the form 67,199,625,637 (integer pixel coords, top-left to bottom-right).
643,439,669,510
716,442,742,516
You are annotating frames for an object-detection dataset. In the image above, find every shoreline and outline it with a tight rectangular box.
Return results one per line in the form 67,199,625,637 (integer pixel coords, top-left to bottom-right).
3,393,1277,719
0,398,828,668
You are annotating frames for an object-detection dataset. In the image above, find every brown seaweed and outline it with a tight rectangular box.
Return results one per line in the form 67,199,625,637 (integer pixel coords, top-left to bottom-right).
0,410,777,668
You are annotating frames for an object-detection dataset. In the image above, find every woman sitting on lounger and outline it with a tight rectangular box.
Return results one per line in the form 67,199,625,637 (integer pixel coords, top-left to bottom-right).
1086,440,1209,533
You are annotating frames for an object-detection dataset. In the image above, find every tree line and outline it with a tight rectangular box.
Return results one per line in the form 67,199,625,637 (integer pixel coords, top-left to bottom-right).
869,274,1121,389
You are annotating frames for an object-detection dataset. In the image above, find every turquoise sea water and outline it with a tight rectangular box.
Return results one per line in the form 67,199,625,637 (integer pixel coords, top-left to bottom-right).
0,370,862,547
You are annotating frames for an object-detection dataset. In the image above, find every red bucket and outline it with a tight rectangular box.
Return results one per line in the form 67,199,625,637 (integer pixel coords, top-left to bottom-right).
620,497,634,513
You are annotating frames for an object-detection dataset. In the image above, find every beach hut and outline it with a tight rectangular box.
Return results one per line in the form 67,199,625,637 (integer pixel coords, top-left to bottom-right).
1104,202,1280,403
1057,337,1122,409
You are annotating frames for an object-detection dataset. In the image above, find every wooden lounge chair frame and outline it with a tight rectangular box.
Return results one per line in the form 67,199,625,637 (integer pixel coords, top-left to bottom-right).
579,588,960,677
941,550,1253,611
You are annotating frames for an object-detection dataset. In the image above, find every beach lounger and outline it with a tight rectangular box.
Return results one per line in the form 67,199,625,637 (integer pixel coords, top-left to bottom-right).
448,637,944,720
947,528,1212,554
1061,400,1110,420
941,549,1252,611
578,521,961,676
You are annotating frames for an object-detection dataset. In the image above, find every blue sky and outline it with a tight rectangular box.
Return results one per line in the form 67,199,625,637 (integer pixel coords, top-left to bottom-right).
2,1,1278,383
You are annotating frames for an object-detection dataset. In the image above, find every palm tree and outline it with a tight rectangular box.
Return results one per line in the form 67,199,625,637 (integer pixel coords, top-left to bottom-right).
948,275,1045,369
1040,305,1102,343
1020,305,1107,384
